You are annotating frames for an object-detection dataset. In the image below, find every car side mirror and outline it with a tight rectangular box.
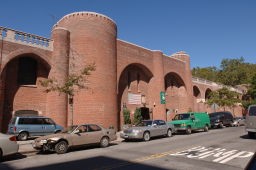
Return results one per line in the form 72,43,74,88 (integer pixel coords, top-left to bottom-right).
153,124,157,127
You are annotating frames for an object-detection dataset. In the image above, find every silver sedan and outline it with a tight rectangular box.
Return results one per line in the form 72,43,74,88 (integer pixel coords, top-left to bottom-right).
120,120,175,141
0,133,19,160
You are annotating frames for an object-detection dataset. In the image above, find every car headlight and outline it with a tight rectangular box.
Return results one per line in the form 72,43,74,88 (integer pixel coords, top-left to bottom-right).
181,123,186,127
47,137,60,143
132,129,141,134
39,139,47,144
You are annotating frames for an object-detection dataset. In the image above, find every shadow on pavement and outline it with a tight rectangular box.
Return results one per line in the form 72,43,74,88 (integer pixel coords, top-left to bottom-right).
240,134,256,140
0,156,174,170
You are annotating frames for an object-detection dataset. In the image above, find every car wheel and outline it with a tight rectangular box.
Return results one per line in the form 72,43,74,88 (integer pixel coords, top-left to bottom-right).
55,141,68,154
100,137,109,148
248,132,255,139
0,149,2,161
219,122,224,128
166,129,172,137
17,132,28,141
186,127,192,134
143,132,150,141
204,125,209,132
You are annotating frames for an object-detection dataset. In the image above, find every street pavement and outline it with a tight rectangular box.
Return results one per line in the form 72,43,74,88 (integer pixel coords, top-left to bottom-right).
17,131,123,155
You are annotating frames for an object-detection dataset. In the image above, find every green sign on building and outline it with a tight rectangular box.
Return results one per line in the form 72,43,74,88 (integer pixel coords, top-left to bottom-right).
160,91,166,104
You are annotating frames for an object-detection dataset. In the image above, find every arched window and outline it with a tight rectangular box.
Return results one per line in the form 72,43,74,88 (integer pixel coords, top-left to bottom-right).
17,57,37,85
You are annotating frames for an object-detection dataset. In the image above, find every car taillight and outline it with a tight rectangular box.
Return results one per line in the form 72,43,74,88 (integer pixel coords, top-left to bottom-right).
14,126,17,132
9,135,17,141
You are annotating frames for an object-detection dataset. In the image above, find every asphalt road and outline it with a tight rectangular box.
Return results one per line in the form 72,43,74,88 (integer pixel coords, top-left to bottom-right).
0,126,255,170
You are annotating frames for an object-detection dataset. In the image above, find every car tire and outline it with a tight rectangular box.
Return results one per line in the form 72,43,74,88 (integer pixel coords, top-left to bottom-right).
248,132,255,139
186,127,192,134
219,122,224,128
17,132,28,141
0,149,2,161
55,141,68,154
100,137,109,148
166,129,172,137
143,132,150,141
204,125,209,132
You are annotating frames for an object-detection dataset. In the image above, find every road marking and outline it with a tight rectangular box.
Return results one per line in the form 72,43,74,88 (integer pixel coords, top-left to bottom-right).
93,146,198,170
170,146,254,164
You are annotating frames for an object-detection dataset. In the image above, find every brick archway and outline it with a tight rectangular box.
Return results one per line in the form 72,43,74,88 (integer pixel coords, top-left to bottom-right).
117,63,153,128
0,53,51,132
165,72,187,117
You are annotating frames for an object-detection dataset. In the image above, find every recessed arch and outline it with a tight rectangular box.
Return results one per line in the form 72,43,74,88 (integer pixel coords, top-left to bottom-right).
0,52,51,132
193,86,201,98
0,49,51,74
164,72,186,90
164,72,187,114
117,63,153,129
205,88,212,100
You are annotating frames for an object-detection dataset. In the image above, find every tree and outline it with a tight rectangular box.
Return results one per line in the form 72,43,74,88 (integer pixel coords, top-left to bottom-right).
192,66,218,82
40,63,96,125
217,57,247,86
123,108,131,124
242,74,256,109
207,87,240,111
133,108,142,125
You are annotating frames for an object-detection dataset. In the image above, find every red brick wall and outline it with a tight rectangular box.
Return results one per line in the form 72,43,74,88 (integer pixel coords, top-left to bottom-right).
0,12,243,132
54,12,118,129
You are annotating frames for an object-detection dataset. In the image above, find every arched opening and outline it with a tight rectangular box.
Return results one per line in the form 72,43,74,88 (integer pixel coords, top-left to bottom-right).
0,53,50,132
193,86,201,98
164,72,187,119
205,88,212,101
118,63,153,129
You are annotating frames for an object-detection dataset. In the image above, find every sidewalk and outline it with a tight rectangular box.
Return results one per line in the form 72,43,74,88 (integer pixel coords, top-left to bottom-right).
18,131,123,155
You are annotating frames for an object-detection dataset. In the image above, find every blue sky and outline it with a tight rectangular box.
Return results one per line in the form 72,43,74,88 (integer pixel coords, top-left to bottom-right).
0,0,255,68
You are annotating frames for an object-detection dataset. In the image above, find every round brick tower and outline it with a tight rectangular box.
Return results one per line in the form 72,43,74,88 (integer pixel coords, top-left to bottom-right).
53,12,118,129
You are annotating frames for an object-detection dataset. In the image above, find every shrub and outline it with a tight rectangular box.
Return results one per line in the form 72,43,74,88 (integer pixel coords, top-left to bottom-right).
133,108,142,125
123,108,131,124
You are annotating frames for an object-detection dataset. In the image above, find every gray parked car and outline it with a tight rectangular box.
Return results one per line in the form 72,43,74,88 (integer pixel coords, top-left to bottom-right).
8,116,63,141
120,120,175,141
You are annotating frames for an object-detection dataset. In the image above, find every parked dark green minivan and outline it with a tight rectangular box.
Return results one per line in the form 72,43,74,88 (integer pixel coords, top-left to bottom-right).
168,112,211,134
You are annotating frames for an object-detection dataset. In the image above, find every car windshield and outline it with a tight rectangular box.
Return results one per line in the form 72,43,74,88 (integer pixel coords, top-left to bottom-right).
136,121,153,126
249,106,256,116
62,125,78,133
209,113,220,118
173,113,191,120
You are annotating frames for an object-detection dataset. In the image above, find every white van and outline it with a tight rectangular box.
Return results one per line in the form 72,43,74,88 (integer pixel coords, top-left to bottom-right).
245,105,256,138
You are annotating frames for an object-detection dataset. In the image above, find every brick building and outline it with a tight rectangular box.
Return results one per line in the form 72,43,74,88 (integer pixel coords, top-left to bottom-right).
0,12,242,132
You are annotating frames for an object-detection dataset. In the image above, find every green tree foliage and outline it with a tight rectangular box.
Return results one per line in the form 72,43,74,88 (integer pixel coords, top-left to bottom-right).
123,108,131,124
192,66,218,82
133,108,142,125
40,63,96,97
218,57,248,86
192,57,256,86
207,87,240,111
247,74,256,100
242,74,256,108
